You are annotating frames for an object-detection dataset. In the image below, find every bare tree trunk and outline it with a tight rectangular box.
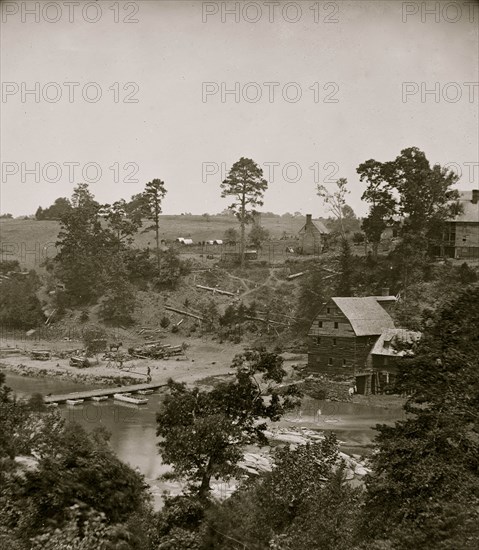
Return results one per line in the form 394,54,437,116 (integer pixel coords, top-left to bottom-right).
339,213,345,240
155,209,160,273
199,457,213,499
199,474,211,499
240,193,246,268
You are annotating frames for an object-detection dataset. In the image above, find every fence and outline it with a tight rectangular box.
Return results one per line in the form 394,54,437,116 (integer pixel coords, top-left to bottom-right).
0,324,83,344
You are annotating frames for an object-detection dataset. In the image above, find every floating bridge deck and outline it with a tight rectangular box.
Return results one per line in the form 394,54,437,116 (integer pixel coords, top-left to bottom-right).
44,382,166,404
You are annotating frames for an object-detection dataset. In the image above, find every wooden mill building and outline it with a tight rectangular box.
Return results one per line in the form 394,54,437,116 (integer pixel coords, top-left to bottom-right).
360,328,421,394
307,296,396,374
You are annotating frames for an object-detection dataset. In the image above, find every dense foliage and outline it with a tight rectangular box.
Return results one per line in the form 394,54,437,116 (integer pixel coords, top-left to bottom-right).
358,147,460,256
50,183,190,317
0,373,154,549
360,284,479,549
0,262,44,328
35,197,72,221
204,434,362,550
156,350,301,498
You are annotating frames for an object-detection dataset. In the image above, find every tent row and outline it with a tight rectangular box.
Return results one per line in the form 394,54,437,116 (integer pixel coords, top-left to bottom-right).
175,238,223,245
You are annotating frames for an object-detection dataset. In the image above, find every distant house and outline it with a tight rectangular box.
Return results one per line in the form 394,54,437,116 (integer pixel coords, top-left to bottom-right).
360,328,421,394
307,296,396,374
440,189,479,260
298,214,329,255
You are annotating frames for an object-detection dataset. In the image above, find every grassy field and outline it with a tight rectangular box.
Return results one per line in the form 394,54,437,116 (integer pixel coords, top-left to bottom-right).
0,215,314,270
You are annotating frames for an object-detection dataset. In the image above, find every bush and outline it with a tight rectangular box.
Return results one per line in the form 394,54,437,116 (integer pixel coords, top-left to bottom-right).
160,316,171,328
353,231,365,244
0,269,45,329
79,309,89,322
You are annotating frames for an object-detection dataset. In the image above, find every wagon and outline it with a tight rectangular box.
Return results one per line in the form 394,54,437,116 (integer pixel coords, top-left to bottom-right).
69,356,90,368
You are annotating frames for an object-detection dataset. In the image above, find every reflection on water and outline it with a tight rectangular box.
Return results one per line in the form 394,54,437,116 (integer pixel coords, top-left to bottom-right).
64,397,165,480
288,396,406,426
281,396,406,452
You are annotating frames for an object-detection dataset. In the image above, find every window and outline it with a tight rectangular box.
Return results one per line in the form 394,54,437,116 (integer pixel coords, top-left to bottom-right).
318,321,323,328
316,336,321,345
333,338,337,346
328,358,333,366
327,308,331,314
334,322,339,329
343,359,347,367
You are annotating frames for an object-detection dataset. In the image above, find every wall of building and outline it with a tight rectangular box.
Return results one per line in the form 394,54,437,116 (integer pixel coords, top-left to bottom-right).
301,226,322,254
371,355,401,372
308,335,376,373
308,303,355,337
454,222,479,258
308,300,385,373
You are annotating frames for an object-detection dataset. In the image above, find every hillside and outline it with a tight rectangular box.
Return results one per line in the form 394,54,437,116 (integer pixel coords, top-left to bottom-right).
0,215,317,270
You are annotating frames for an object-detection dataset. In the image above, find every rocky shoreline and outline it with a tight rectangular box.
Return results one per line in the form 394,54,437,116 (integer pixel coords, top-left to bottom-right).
0,361,144,387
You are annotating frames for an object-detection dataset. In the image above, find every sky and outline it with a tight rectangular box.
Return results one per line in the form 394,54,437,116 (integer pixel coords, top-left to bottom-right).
1,0,478,218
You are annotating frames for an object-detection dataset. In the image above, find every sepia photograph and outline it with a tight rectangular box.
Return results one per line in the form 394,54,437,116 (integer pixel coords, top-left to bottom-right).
0,1,478,548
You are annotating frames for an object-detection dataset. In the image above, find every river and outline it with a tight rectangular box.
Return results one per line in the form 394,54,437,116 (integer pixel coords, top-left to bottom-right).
3,372,406,505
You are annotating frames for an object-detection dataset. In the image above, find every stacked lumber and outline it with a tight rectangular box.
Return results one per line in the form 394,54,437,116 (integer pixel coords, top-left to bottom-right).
127,342,184,359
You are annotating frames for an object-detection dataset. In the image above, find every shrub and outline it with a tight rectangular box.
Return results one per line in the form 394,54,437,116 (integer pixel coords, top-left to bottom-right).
160,316,171,328
79,309,89,323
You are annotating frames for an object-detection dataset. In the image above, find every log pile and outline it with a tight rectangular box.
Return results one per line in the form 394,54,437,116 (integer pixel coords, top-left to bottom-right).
127,342,185,359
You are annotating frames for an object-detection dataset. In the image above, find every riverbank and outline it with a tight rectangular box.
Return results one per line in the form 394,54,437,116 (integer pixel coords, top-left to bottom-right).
0,337,247,388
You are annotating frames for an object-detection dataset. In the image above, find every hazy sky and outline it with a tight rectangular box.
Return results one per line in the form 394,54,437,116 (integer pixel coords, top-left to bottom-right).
1,0,478,217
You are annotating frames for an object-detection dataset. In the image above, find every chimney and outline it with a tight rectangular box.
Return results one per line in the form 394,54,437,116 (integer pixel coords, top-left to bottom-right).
306,214,312,225
381,287,390,296
472,189,478,204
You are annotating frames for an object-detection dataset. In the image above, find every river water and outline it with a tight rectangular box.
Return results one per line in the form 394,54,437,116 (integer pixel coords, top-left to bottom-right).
3,372,406,505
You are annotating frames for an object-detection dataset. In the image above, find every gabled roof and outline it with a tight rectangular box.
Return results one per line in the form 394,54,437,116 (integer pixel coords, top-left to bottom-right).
371,328,421,357
299,219,330,234
450,190,479,224
372,295,397,303
331,297,395,336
